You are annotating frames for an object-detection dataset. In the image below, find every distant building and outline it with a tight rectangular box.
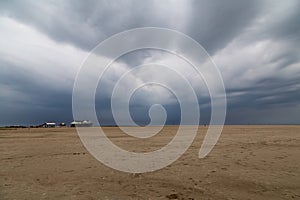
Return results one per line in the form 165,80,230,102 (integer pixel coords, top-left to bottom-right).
59,122,66,127
70,120,92,127
43,122,56,128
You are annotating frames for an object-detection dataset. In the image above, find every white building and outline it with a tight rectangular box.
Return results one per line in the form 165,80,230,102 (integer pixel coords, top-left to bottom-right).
43,122,56,128
70,120,92,127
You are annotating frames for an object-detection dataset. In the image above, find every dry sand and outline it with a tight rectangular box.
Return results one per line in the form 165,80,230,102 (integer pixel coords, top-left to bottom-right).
0,126,299,200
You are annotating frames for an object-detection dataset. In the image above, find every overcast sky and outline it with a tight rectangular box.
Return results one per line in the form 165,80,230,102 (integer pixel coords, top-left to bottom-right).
0,0,300,126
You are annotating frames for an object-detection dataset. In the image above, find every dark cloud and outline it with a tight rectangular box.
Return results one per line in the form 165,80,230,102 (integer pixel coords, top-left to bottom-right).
0,0,189,50
0,0,262,53
0,63,73,126
0,0,300,125
185,0,262,54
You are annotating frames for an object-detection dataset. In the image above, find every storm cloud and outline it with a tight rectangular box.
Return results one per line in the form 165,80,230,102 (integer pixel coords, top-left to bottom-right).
0,0,300,126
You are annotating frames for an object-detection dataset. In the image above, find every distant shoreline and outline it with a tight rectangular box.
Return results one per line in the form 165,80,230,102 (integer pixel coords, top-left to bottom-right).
1,124,300,129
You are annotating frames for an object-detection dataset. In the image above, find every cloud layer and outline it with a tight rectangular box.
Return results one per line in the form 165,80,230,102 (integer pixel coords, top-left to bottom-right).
0,0,300,125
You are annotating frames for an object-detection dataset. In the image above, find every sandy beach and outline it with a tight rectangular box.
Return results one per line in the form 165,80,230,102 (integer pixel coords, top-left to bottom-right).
0,126,299,199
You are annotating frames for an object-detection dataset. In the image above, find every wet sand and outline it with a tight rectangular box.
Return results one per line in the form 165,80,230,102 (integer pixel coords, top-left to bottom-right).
0,126,299,199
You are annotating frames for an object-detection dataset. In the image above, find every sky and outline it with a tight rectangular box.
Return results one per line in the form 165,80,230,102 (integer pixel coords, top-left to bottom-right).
0,0,300,126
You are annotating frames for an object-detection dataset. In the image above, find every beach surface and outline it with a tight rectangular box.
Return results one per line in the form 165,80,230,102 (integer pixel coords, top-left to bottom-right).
0,126,299,199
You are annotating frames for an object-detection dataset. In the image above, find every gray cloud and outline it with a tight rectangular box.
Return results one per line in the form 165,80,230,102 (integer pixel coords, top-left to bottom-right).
0,0,263,53
0,0,300,125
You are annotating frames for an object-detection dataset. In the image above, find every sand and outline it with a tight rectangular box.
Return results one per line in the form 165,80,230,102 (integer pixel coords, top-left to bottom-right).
0,126,299,199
